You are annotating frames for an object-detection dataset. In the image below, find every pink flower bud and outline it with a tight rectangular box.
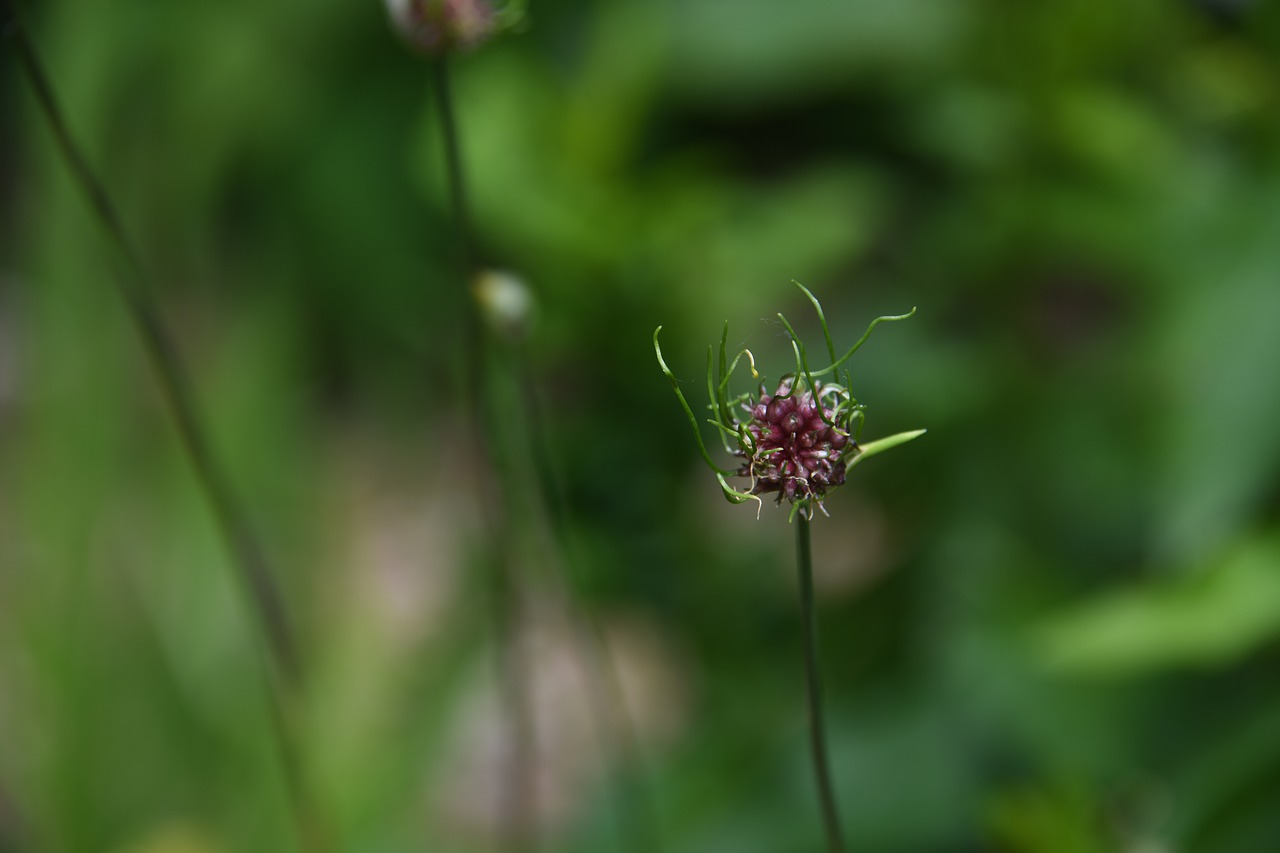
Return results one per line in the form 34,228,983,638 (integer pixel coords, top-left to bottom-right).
385,0,498,55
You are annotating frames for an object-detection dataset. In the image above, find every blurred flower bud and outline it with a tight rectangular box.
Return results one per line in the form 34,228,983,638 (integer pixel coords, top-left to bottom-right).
385,0,498,55
473,269,535,341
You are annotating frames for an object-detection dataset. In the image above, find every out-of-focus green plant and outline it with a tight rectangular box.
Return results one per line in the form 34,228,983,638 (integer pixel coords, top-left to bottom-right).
6,0,1280,848
386,7,661,851
1,1,331,848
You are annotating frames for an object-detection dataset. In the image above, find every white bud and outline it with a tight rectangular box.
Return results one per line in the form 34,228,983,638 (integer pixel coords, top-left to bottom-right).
472,269,535,341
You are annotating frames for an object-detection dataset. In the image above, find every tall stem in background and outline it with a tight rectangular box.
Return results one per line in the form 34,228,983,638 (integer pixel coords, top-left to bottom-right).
795,514,847,853
2,4,329,849
2,1,296,679
430,56,661,852
430,58,475,276
429,56,538,849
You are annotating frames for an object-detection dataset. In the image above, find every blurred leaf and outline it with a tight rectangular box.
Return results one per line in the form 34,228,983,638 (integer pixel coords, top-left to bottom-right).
114,821,228,853
986,784,1110,853
1053,84,1178,189
669,0,964,104
1035,536,1280,675
1148,171,1280,563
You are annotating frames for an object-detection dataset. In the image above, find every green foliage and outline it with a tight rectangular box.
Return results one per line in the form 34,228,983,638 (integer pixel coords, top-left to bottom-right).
5,0,1280,849
1037,536,1280,674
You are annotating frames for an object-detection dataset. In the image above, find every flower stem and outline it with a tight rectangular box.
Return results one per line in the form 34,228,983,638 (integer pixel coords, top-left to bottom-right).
795,513,847,853
430,58,475,276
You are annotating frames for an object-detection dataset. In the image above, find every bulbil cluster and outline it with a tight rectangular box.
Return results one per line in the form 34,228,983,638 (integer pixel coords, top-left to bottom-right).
655,282,924,521
740,378,850,506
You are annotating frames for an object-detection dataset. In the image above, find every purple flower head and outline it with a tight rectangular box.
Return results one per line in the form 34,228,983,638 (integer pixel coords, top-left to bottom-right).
740,378,850,508
385,0,500,55
655,282,925,521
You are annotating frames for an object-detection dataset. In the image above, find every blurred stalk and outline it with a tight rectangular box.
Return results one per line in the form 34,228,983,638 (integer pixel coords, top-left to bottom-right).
430,57,660,852
430,59,474,274
795,514,846,853
429,56,539,851
2,4,331,849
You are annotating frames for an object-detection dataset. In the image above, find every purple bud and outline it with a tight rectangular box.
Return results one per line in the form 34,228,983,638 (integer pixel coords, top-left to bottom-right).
386,0,498,55
734,378,851,510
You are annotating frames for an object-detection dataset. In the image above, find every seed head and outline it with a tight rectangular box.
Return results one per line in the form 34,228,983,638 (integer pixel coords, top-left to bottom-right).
739,379,850,510
653,282,924,521
385,0,498,55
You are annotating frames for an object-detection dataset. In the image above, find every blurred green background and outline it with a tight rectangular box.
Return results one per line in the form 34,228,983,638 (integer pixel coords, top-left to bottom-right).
4,0,1280,850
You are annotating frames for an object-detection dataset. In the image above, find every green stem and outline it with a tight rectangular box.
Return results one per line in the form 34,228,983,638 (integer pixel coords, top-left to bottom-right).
430,56,539,850
3,4,330,848
430,58,475,276
795,514,847,853
431,50,662,853
3,0,297,686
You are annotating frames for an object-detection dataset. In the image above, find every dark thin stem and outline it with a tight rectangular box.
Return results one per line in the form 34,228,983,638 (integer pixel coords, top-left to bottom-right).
430,57,486,432
430,58,474,276
3,0,296,686
429,56,537,849
3,5,329,849
795,514,847,853
429,56,488,492
430,47,661,853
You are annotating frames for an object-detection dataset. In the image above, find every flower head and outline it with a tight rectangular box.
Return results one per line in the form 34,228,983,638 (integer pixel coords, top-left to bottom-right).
654,282,925,520
740,377,850,506
385,0,500,55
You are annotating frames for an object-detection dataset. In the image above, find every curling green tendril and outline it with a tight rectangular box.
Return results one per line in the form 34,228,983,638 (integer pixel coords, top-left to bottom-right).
654,282,925,514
